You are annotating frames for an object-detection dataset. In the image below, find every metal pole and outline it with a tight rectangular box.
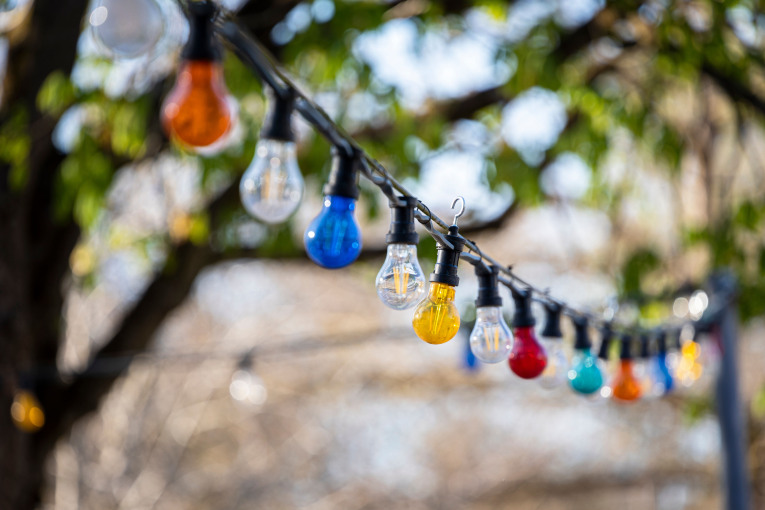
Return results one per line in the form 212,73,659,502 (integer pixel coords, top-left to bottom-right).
713,274,751,510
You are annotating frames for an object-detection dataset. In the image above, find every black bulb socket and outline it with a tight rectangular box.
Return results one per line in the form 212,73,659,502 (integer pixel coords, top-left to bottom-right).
429,226,464,287
182,1,221,61
541,302,562,338
261,88,296,142
323,148,360,199
639,333,651,359
573,317,591,350
510,286,535,328
672,328,683,351
656,330,668,355
474,264,502,309
385,196,419,245
619,334,633,360
597,324,613,360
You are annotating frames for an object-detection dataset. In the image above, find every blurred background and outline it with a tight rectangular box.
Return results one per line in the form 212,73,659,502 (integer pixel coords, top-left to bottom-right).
1,0,765,509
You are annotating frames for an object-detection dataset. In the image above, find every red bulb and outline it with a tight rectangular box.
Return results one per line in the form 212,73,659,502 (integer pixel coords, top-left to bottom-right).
509,326,547,379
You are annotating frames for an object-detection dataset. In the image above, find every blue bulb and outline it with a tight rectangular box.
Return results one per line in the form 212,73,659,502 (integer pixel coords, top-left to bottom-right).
463,333,479,372
651,353,674,395
568,348,604,395
304,195,362,269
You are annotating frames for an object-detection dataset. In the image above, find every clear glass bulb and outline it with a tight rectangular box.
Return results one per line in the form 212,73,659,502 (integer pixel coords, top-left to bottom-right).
304,195,362,269
539,337,568,389
375,244,426,310
240,139,304,224
469,306,512,363
229,369,268,407
412,282,460,344
90,0,164,59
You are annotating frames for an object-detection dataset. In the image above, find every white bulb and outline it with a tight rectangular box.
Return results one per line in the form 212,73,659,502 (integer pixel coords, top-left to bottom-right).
469,306,513,363
229,369,268,407
240,139,304,224
90,0,164,59
375,244,426,310
538,337,569,389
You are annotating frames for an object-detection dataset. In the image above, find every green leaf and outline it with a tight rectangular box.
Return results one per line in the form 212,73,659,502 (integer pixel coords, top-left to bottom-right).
37,71,75,116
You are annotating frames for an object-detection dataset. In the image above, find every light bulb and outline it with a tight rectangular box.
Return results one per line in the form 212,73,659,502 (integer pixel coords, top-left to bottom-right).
90,0,164,59
304,195,362,268
161,1,232,148
538,303,567,389
568,347,604,395
611,359,643,402
229,369,268,407
469,306,513,363
567,318,603,395
509,326,547,378
675,339,704,387
412,282,461,344
376,244,426,310
508,287,547,379
634,334,653,396
376,196,426,310
412,215,465,345
240,139,303,223
611,335,642,402
11,390,45,433
539,338,568,388
304,150,362,269
646,352,674,397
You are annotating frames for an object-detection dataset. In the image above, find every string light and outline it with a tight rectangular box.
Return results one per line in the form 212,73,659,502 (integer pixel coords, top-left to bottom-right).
240,88,304,224
161,0,232,148
468,264,513,363
50,12,734,414
568,317,604,396
11,390,45,433
412,199,466,345
304,148,363,269
612,335,643,402
376,196,426,310
507,286,547,379
538,302,568,389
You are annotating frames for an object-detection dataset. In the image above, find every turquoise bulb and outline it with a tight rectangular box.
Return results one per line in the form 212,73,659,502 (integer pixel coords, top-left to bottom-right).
568,348,604,395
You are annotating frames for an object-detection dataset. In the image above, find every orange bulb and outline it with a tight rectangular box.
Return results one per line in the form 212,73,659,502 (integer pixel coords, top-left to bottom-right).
161,60,231,148
611,360,643,402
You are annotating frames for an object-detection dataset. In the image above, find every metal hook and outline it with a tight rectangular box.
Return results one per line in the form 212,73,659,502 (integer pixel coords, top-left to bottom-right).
451,196,465,226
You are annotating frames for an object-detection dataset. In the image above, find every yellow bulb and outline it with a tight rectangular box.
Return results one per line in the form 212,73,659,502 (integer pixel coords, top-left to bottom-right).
412,282,460,344
675,340,703,386
10,391,45,433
